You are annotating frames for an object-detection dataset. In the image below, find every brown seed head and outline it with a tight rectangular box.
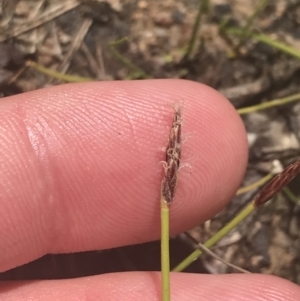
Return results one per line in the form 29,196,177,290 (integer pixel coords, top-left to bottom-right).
253,160,300,207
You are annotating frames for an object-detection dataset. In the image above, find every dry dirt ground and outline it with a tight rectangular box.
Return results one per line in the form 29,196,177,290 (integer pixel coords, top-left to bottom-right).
1,0,300,285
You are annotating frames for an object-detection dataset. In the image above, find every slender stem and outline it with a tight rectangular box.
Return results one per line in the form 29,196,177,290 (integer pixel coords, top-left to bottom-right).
172,203,255,272
237,93,300,115
27,61,93,82
109,38,150,79
282,187,300,205
228,0,268,53
195,240,250,273
242,0,269,37
253,33,300,60
161,198,170,301
184,0,209,59
173,173,273,272
160,103,182,299
226,28,300,61
236,173,273,195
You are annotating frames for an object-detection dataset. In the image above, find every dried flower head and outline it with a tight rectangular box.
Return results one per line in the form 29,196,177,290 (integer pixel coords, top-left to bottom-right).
161,104,182,205
253,160,300,207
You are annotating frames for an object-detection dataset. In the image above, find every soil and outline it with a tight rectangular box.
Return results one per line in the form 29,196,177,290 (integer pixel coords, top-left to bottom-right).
0,0,300,285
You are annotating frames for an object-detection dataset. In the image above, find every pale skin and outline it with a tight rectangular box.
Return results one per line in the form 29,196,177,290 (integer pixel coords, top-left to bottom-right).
0,79,299,300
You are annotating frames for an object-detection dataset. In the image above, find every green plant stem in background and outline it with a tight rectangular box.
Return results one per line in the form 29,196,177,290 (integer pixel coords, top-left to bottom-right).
27,61,93,82
226,27,300,60
237,92,300,115
172,203,254,272
283,187,300,205
236,173,273,195
29,59,300,115
237,93,300,115
253,33,300,60
109,38,150,79
222,0,268,54
241,0,269,38
161,199,170,301
184,0,209,59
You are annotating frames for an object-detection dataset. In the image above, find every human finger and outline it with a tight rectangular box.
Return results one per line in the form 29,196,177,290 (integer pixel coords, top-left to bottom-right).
0,79,247,272
1,273,299,301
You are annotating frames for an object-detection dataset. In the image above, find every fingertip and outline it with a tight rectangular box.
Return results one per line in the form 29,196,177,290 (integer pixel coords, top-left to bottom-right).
0,80,248,271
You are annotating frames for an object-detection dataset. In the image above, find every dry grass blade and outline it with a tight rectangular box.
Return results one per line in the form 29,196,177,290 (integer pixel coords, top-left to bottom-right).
0,1,80,42
183,232,251,274
51,18,93,78
253,160,300,207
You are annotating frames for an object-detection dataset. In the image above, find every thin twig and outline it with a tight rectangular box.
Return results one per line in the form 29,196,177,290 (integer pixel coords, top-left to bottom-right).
95,44,107,80
81,42,101,79
49,18,93,84
0,1,80,42
172,203,255,272
184,232,251,274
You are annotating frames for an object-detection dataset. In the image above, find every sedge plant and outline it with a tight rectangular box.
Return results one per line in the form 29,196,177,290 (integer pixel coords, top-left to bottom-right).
25,34,300,299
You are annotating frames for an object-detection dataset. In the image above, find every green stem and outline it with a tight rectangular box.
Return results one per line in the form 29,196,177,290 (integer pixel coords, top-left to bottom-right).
27,61,93,82
109,38,150,79
282,187,300,205
242,0,269,37
184,0,209,59
236,173,273,195
253,33,300,60
161,199,170,301
226,28,300,60
172,202,255,272
237,93,300,115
